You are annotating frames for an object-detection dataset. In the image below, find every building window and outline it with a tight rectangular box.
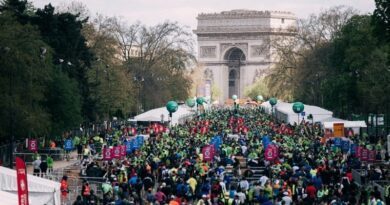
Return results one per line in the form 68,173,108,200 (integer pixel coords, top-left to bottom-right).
229,80,235,87
281,18,285,24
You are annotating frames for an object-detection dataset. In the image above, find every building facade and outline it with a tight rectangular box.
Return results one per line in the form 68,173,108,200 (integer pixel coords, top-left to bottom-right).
194,10,296,103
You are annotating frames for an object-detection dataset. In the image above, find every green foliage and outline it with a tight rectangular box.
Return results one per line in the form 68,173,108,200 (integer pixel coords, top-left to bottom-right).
0,13,52,141
45,69,82,135
244,78,270,100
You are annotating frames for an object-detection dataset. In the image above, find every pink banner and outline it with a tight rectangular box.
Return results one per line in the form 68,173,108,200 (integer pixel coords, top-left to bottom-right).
28,139,38,152
113,146,121,158
368,150,376,162
202,145,214,161
120,145,126,157
265,146,274,161
103,148,112,160
16,157,29,205
361,148,368,161
356,146,362,158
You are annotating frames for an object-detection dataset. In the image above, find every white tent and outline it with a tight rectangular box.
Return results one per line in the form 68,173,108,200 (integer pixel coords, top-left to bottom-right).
134,105,193,125
0,166,61,205
0,190,18,205
323,121,367,135
261,101,333,125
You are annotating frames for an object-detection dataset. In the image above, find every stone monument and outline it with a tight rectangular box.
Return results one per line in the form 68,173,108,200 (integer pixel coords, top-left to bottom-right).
194,9,296,103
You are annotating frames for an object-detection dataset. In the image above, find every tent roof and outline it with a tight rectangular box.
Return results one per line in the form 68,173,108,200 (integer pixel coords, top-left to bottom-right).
273,101,333,116
323,121,367,129
134,105,193,124
0,166,60,193
0,190,18,204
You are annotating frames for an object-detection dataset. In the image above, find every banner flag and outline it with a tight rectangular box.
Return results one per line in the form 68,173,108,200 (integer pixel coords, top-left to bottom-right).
28,139,38,152
103,148,112,160
64,139,73,151
113,146,121,158
16,157,29,205
202,145,214,161
361,148,368,161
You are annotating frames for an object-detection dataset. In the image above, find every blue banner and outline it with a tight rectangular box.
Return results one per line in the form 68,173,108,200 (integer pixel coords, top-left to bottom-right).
132,138,139,150
136,136,144,146
64,139,73,151
125,140,133,153
341,140,350,152
262,135,270,148
350,144,356,154
334,138,341,147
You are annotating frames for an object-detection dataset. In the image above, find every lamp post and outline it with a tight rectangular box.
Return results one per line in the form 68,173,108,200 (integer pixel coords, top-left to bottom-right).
269,98,277,118
232,94,238,114
166,101,178,127
133,76,144,114
186,98,195,111
292,102,305,124
196,97,204,117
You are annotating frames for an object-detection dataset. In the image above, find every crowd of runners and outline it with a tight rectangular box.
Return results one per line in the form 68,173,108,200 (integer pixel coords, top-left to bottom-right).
61,107,388,205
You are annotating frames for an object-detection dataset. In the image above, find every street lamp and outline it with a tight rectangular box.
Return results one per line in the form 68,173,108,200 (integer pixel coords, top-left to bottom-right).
133,76,145,114
196,97,204,116
269,98,277,118
292,102,305,124
166,101,178,127
186,98,196,110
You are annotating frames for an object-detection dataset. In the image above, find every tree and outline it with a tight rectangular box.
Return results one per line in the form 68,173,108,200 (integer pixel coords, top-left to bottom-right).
372,0,390,42
266,6,358,114
31,4,95,121
110,19,195,111
0,13,52,141
45,69,82,135
83,14,134,120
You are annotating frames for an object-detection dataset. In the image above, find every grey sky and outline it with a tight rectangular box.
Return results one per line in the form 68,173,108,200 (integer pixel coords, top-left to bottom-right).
32,0,376,29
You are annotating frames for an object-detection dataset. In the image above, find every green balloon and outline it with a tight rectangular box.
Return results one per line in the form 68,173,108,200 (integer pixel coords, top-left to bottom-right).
166,101,178,113
232,95,238,100
257,95,263,101
269,98,277,106
196,97,204,105
186,99,196,108
292,102,304,113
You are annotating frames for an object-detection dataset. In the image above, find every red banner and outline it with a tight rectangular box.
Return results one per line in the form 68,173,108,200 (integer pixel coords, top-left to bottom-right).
272,145,278,160
103,148,112,160
202,145,214,161
120,145,126,157
16,157,29,205
356,146,362,158
368,150,376,162
265,146,274,161
113,146,121,158
361,148,368,161
28,139,37,152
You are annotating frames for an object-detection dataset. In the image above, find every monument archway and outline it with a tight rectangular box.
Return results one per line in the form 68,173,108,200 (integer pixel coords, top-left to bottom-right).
224,47,245,98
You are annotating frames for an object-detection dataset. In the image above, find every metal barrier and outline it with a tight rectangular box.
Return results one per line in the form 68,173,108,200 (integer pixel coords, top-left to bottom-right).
352,169,367,186
371,180,389,200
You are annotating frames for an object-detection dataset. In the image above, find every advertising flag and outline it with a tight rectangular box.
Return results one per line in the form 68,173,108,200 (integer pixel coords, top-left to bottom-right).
28,139,38,152
103,147,112,160
361,148,368,161
202,145,214,161
113,146,121,158
16,157,29,205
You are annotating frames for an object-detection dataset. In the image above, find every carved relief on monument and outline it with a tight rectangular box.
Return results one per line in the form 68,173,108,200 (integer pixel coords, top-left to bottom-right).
220,43,248,59
204,68,214,81
250,44,270,57
200,46,217,58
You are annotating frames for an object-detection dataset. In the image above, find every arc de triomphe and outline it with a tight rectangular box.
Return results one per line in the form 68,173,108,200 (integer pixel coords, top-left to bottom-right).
194,10,296,103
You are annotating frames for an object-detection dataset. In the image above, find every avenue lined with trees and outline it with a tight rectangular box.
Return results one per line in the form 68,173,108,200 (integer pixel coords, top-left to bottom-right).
0,0,388,142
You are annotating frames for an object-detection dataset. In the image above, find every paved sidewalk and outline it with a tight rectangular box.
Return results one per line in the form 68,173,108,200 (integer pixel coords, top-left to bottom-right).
26,151,79,174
